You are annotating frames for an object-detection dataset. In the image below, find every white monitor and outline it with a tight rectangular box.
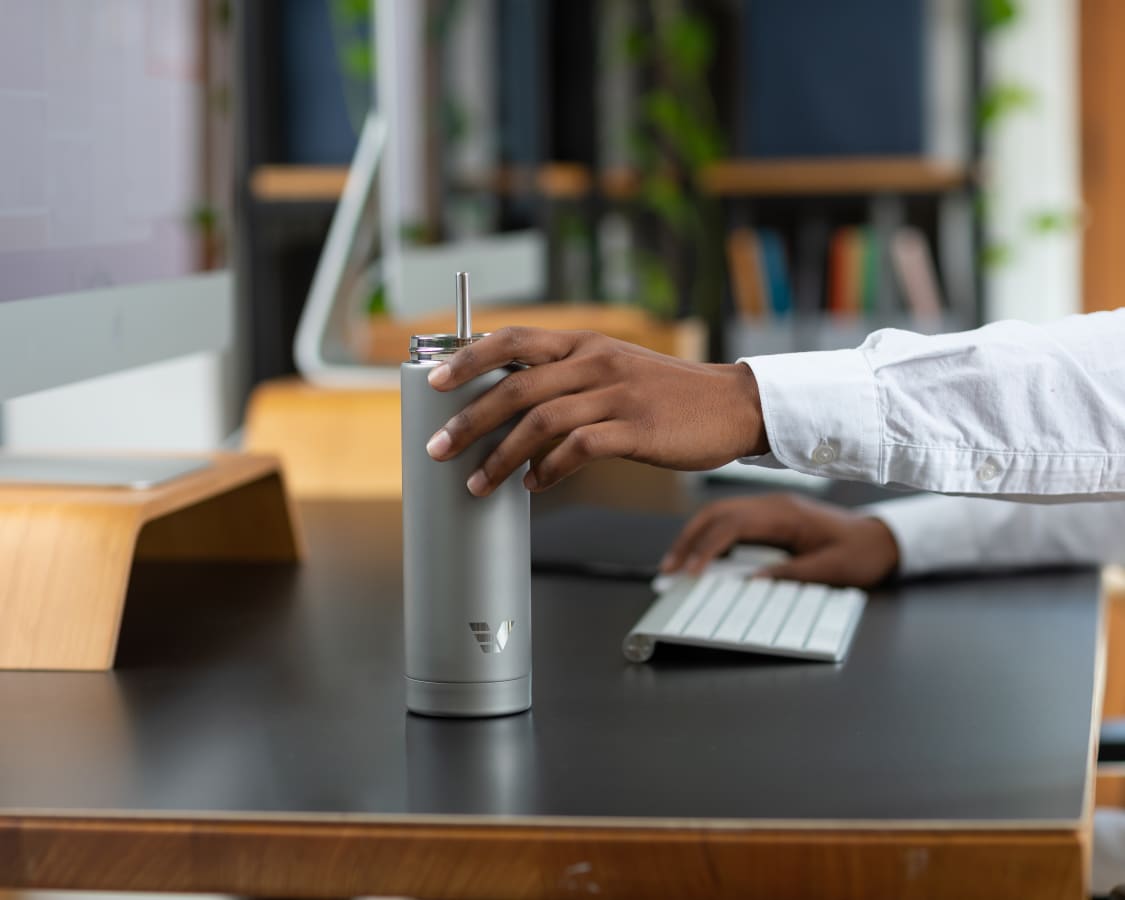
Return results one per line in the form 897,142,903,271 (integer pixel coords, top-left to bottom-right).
0,0,230,484
293,0,545,389
293,113,544,388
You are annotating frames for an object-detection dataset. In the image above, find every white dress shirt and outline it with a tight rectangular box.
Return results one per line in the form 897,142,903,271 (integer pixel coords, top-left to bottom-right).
739,310,1125,501
864,492,1125,577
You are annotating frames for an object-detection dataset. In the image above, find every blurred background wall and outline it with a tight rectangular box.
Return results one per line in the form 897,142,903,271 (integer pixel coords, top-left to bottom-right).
2,0,1104,450
3,0,238,450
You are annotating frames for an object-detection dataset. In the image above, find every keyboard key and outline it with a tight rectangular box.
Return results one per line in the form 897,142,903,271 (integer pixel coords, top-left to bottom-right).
744,580,800,646
664,574,719,634
774,584,829,650
805,591,863,657
712,579,771,643
682,575,744,639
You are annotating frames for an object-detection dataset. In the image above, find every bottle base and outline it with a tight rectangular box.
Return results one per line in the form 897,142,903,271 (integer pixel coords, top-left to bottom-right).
405,674,532,718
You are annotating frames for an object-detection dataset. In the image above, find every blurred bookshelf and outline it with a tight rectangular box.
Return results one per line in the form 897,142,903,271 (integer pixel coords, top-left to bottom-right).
234,0,984,383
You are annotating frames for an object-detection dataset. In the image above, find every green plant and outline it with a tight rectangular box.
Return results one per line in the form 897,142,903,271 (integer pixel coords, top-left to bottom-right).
329,0,374,137
977,0,1078,269
979,0,1019,30
366,280,388,315
188,203,220,234
624,2,726,326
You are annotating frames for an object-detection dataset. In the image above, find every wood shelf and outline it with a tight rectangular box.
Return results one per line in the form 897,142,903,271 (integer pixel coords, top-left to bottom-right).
456,163,593,198
457,164,640,200
699,157,971,196
457,158,970,198
250,165,350,201
250,156,970,205
250,163,605,203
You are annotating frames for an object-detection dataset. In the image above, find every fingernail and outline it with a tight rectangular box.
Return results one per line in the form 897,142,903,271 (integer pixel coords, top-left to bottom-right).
428,363,451,387
523,470,538,491
425,429,452,459
466,469,490,496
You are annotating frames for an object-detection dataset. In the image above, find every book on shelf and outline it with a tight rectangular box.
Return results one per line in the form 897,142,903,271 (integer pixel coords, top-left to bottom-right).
725,228,794,321
758,229,794,318
861,230,879,314
890,226,944,322
729,224,946,326
827,228,864,316
726,227,768,320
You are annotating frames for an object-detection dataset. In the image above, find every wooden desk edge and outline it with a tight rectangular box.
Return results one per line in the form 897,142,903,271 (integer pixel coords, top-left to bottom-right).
0,813,1087,900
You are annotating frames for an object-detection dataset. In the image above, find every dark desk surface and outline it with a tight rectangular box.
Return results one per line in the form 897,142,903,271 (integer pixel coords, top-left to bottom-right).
0,500,1100,824
0,470,1104,899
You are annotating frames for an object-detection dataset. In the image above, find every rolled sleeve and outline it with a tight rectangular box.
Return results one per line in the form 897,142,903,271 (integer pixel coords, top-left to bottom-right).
738,314,1125,501
738,349,882,482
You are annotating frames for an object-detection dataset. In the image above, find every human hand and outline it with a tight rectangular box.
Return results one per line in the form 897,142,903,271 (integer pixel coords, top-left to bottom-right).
425,328,768,496
661,493,900,588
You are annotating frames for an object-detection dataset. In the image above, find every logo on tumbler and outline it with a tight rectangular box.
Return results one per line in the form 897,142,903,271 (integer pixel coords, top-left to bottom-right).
469,620,514,653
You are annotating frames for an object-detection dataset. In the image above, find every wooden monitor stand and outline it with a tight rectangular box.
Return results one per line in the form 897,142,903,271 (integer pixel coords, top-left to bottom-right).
0,453,304,671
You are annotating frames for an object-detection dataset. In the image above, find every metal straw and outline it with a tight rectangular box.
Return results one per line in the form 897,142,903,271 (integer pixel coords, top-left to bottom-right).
456,272,471,339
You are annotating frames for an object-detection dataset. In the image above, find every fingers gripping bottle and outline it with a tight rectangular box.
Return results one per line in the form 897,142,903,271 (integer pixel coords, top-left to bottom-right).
401,272,531,717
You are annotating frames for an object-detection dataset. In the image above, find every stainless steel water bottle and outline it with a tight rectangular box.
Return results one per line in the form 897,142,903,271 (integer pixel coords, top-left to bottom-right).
401,272,531,717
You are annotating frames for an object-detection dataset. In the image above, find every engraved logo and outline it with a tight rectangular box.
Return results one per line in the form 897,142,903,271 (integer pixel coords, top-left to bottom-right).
469,620,515,653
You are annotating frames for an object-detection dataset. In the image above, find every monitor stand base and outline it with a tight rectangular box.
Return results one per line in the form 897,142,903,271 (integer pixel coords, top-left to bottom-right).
0,452,304,671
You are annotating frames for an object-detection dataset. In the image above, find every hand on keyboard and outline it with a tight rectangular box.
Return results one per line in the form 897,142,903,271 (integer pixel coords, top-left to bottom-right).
660,494,900,589
651,544,787,594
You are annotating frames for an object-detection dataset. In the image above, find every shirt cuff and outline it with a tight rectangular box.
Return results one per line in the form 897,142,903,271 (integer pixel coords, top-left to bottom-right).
737,349,881,481
736,451,787,470
862,495,979,578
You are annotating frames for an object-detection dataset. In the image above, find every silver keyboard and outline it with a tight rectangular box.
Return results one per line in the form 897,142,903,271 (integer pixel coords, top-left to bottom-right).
623,572,866,664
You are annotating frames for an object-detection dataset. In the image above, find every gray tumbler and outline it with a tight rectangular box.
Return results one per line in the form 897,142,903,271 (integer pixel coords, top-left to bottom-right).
401,273,531,717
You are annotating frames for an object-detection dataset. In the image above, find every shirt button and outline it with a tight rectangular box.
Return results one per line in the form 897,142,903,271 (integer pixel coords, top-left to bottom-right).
976,459,1001,482
811,441,838,466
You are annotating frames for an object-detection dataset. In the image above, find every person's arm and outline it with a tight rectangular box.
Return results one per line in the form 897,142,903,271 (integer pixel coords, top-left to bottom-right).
660,492,1125,586
427,310,1125,499
424,329,765,497
743,310,1125,500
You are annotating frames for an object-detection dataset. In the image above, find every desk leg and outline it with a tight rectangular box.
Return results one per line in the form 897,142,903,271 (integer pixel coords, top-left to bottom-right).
1098,567,1125,807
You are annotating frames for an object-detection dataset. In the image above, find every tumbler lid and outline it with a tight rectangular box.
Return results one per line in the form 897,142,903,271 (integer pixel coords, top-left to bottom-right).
409,333,487,362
